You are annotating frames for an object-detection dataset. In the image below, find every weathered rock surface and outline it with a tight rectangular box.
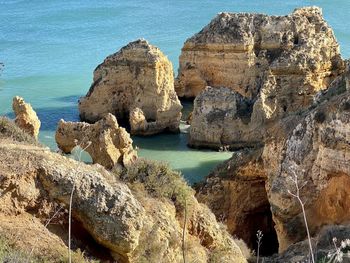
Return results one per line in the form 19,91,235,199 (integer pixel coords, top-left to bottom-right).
189,86,262,149
187,7,345,149
0,135,247,262
12,96,41,139
79,39,182,135
264,225,350,263
196,147,278,256
55,113,137,169
197,70,350,255
264,81,350,252
176,7,343,99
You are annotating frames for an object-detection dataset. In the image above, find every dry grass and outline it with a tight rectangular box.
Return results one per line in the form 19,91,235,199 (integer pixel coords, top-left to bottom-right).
0,236,97,263
0,116,39,145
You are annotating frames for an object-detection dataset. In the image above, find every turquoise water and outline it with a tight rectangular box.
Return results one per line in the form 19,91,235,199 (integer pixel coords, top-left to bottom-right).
1,0,349,183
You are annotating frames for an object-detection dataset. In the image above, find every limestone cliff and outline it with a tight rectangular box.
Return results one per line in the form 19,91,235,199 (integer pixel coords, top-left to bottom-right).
79,39,182,135
176,7,343,100
186,7,345,149
12,96,41,139
55,113,137,169
197,70,350,255
264,79,350,252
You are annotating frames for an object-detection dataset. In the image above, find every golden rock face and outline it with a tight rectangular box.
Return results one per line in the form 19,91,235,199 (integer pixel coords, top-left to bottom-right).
12,96,41,139
55,113,137,169
176,7,344,101
79,39,182,136
186,7,346,150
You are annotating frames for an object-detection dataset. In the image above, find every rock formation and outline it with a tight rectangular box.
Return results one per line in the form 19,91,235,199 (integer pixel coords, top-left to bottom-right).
264,79,350,252
186,7,345,149
264,225,350,262
0,131,247,262
12,96,41,139
189,86,261,149
196,147,278,256
79,39,182,135
176,7,343,99
55,113,137,169
197,69,350,254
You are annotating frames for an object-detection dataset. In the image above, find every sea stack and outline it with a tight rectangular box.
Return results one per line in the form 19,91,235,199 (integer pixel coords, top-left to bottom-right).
79,39,182,135
176,7,344,99
185,7,345,149
12,96,41,139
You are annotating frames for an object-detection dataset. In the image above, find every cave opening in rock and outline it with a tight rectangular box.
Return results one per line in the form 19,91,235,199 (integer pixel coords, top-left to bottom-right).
69,219,115,261
233,180,279,256
245,205,279,256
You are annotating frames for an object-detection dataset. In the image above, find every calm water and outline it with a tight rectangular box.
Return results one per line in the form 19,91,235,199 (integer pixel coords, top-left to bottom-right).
1,0,349,183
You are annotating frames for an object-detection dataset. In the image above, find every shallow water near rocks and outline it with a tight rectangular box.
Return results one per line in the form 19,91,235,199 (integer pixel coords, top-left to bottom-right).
1,0,349,183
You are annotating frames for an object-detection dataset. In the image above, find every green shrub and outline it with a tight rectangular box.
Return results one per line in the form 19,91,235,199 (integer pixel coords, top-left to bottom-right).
117,159,194,209
0,116,39,145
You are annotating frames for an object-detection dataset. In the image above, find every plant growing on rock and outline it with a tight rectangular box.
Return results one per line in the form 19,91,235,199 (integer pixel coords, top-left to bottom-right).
256,230,263,263
0,116,38,145
325,238,350,262
287,166,315,263
116,158,194,209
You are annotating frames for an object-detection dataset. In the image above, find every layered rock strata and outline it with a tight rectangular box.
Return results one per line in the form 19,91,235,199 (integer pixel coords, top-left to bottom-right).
197,72,350,254
12,96,41,139
189,86,262,149
176,7,343,99
79,39,182,135
55,113,137,169
183,7,345,149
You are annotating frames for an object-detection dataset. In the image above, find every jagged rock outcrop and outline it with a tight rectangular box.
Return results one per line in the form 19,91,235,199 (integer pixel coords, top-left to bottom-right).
55,113,137,169
196,148,278,256
176,7,343,99
189,86,262,149
264,225,350,262
187,7,345,149
264,81,350,252
0,127,248,262
79,39,182,135
197,71,350,255
12,96,41,139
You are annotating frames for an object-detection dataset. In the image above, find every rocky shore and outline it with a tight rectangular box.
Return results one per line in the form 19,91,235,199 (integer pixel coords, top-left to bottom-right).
1,5,350,263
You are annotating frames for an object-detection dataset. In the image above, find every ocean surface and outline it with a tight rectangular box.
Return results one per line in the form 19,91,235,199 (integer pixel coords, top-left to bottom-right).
1,0,349,183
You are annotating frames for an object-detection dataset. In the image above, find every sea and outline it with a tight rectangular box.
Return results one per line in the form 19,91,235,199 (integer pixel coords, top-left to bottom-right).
1,0,349,183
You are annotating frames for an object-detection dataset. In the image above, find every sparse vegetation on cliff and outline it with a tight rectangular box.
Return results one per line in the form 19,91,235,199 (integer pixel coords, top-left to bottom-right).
0,116,39,145
116,158,194,209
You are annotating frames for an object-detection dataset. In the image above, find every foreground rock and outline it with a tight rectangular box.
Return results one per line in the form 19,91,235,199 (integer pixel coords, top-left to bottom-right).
12,96,41,139
264,80,350,251
264,225,350,262
187,7,345,149
0,120,247,262
55,113,137,169
197,70,350,255
79,39,182,135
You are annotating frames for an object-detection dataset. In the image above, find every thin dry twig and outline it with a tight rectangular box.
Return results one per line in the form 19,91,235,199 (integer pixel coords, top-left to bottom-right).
287,168,315,263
